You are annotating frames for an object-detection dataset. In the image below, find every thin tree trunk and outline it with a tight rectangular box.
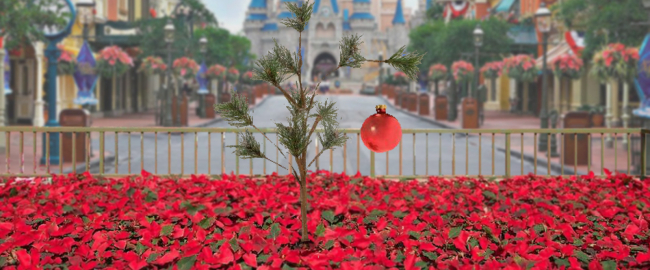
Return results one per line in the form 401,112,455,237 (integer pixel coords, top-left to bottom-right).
300,172,308,242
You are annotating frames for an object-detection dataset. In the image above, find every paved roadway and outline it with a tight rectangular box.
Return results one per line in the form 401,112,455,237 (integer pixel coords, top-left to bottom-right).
88,95,548,177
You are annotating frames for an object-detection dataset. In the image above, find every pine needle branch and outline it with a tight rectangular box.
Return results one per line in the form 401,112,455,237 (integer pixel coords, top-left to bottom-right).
252,53,299,107
310,99,338,125
228,130,288,170
383,46,425,80
214,93,253,127
251,124,287,159
308,121,347,167
281,0,314,32
271,39,300,76
337,35,366,69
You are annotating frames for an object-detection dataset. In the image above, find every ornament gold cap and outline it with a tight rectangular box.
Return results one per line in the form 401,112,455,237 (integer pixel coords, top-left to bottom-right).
375,105,387,110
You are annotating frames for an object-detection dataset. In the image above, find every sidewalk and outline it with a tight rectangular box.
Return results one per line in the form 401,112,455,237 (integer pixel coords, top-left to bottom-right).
0,96,270,176
379,94,637,176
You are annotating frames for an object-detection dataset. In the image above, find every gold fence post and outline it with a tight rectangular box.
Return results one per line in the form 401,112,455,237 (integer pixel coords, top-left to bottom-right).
370,150,375,178
505,133,511,178
642,130,647,179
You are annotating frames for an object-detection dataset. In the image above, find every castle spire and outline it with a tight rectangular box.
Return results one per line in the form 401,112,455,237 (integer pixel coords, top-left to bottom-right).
393,0,406,25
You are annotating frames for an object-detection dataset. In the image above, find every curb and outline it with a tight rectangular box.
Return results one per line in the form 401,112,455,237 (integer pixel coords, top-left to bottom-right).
65,95,272,174
376,95,577,176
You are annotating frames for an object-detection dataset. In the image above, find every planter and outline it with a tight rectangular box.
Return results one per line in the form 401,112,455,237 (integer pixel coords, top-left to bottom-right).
591,113,605,127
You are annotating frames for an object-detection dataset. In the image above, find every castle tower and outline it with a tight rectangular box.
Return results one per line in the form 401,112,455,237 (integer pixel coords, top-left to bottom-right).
388,0,409,67
244,0,271,59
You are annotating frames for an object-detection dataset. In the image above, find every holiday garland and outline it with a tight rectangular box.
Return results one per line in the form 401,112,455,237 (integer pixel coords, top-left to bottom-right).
57,45,76,76
95,46,134,78
173,57,200,80
138,56,167,75
591,43,639,82
480,61,503,80
227,67,240,83
428,64,448,81
206,64,226,80
503,54,538,82
451,60,474,82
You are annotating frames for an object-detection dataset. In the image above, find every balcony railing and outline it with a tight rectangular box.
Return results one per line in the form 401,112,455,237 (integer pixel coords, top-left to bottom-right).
0,127,647,179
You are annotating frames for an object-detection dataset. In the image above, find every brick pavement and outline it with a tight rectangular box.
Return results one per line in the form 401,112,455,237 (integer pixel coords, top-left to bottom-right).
379,93,638,176
0,96,268,176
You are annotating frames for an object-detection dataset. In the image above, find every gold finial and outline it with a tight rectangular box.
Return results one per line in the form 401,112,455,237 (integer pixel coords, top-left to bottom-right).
375,104,387,110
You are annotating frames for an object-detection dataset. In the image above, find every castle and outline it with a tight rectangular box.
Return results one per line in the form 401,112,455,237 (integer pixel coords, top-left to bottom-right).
243,0,427,85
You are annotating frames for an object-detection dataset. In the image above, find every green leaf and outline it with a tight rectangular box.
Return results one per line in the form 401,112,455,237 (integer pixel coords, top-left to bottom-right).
62,205,74,213
392,211,407,218
602,260,617,270
177,255,197,270
573,238,584,246
268,223,281,240
112,184,123,191
229,237,240,252
533,224,546,234
282,264,297,270
423,251,438,260
9,187,17,197
315,223,325,237
144,189,158,203
395,251,405,263
258,254,270,263
363,216,379,224
323,240,335,250
409,231,421,240
135,242,147,255
415,261,429,267
449,226,462,238
369,210,386,217
554,257,569,267
322,210,336,223
0,256,6,267
147,253,158,263
573,250,590,263
198,217,215,230
482,190,497,200
161,225,174,236
383,195,390,204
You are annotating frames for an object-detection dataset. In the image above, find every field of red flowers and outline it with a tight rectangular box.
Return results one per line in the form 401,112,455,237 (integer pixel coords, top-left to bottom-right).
0,170,649,269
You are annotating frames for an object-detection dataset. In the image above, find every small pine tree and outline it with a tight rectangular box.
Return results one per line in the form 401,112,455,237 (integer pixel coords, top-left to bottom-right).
215,1,424,243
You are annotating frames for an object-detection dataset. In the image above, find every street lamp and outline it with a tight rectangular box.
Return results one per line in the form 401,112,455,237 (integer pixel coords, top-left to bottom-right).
473,24,483,99
197,36,208,117
535,2,552,152
163,18,175,127
378,52,384,95
76,0,95,40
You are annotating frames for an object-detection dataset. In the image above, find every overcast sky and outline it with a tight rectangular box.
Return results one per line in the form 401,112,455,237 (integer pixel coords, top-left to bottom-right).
206,0,420,35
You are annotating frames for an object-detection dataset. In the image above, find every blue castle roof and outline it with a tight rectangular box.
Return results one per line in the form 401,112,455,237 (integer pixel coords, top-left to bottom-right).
247,14,268,21
350,13,375,20
261,23,279,31
313,0,340,14
249,0,266,8
353,0,371,3
343,9,351,30
278,11,295,19
393,0,406,24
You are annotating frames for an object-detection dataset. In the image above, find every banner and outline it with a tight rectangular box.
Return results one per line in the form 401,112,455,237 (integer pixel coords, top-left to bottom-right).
4,49,11,95
73,41,98,105
634,34,650,118
196,61,209,94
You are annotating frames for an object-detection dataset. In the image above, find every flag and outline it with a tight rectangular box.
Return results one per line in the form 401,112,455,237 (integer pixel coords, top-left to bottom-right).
73,41,98,105
635,34,650,118
443,1,470,20
196,61,209,94
4,49,11,95
565,31,585,56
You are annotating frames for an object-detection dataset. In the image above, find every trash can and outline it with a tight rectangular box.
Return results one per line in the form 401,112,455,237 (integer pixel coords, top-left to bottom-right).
461,97,479,129
60,109,92,163
205,94,216,119
562,111,591,166
435,95,448,120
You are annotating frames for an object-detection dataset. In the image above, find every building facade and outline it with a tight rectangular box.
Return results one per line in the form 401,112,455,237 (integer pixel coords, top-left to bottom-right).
244,0,412,85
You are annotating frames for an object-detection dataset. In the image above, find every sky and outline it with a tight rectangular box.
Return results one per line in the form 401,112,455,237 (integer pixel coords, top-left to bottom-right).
206,0,420,35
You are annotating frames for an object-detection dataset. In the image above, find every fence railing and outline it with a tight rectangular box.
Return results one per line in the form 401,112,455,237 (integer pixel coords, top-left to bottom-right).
0,127,647,179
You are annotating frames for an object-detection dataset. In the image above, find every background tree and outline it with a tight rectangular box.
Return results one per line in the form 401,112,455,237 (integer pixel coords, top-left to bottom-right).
215,1,424,243
552,0,646,60
409,18,512,74
1,0,67,49
193,27,254,72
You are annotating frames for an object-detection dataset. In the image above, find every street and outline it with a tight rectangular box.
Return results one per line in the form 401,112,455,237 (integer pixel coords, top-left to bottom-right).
90,95,548,177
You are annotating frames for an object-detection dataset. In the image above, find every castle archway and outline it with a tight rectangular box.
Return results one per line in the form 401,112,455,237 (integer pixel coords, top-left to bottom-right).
311,52,339,82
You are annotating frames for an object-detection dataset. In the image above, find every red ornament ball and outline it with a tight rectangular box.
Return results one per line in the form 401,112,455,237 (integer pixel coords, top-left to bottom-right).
361,105,402,153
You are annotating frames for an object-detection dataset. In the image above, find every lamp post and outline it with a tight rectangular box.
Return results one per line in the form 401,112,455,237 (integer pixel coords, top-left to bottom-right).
378,52,384,95
163,18,175,127
76,0,95,41
197,36,208,118
473,24,483,99
535,3,551,152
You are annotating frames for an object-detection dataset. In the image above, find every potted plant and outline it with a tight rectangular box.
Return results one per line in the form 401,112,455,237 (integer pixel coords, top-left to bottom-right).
551,53,583,80
452,60,474,97
480,61,503,101
57,45,76,76
206,64,226,80
227,67,239,84
96,45,133,78
590,105,606,127
138,56,167,75
502,54,538,113
240,70,256,85
172,57,200,80
428,64,447,96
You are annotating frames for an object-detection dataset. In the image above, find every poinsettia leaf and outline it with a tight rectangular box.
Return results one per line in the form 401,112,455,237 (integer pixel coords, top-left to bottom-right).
482,190,497,200
415,261,428,267
229,237,241,252
392,211,407,218
423,251,438,260
449,226,462,238
601,260,617,270
395,251,405,263
268,223,281,240
323,240,334,250
315,223,325,237
574,250,590,263
554,257,570,267
177,255,197,270
321,210,336,223
198,217,214,230
62,205,74,213
135,242,147,255
146,253,158,263
161,225,174,236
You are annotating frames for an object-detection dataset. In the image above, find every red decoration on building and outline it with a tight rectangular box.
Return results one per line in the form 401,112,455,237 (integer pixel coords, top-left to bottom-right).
443,1,470,19
361,105,402,153
149,8,157,18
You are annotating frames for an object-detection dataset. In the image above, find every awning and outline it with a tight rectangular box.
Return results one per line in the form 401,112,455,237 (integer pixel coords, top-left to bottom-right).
494,0,515,13
62,45,99,58
535,42,571,69
507,25,538,45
